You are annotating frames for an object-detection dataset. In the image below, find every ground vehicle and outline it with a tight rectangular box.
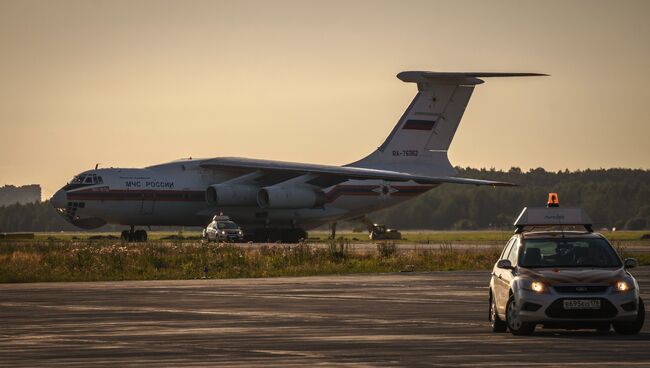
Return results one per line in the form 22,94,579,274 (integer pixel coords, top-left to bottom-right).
369,224,402,240
202,215,244,242
489,194,644,335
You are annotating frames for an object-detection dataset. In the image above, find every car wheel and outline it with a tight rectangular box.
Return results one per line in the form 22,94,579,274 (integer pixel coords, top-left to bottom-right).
613,297,645,335
490,294,507,333
506,296,535,335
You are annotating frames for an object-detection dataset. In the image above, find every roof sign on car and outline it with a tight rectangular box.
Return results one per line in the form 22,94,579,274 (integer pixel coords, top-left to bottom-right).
514,193,593,233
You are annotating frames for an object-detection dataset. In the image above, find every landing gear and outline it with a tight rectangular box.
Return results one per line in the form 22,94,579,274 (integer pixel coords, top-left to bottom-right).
250,228,307,243
283,228,307,243
329,222,337,240
121,226,148,242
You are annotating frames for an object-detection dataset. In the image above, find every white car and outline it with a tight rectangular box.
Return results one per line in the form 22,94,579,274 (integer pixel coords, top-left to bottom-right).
489,199,644,335
202,216,244,243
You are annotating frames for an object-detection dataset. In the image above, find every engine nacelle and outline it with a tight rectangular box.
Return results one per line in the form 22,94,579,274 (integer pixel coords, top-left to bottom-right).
206,184,258,206
257,185,326,209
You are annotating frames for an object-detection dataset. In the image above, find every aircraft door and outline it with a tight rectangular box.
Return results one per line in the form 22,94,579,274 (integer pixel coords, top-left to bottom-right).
140,192,155,215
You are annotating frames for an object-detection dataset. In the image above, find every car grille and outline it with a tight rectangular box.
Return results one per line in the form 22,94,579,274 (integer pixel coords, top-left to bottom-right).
545,298,617,319
553,285,609,294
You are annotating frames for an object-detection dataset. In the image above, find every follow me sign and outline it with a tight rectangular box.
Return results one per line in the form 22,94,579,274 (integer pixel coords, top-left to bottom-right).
125,181,175,189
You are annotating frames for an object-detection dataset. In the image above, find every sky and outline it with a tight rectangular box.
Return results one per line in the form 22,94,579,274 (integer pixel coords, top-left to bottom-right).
1,0,649,199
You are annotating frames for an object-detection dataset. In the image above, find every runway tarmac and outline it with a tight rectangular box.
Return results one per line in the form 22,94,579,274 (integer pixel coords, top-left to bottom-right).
1,268,649,367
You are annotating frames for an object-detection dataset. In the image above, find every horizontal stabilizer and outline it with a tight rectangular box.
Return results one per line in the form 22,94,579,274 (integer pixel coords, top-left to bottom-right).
398,71,548,85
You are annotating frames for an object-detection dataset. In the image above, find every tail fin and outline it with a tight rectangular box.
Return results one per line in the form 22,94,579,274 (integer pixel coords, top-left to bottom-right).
348,71,546,176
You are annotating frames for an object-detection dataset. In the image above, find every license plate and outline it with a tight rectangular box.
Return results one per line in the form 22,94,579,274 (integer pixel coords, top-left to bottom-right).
563,299,600,310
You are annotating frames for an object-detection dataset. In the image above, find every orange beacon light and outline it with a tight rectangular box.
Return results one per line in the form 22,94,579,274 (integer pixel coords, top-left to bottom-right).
547,193,559,207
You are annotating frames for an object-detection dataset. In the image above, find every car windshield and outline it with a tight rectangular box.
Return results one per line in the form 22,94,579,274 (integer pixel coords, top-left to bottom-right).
217,221,239,230
519,238,621,268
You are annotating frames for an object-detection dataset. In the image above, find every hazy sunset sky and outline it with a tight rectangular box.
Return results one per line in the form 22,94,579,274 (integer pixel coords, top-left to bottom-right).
1,0,649,198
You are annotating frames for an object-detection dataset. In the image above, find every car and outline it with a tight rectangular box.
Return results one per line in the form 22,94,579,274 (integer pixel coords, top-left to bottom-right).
202,215,244,242
489,193,645,335
369,224,402,240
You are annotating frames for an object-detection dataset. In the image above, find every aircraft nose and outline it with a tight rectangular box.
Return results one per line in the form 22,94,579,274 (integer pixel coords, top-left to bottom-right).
50,189,67,209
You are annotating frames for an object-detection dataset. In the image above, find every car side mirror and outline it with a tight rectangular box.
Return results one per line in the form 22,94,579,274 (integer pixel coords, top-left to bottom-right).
624,258,638,269
497,259,514,270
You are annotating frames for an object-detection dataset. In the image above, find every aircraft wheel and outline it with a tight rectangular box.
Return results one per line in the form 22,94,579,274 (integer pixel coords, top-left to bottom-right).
253,229,269,243
296,229,307,242
129,229,147,242
268,229,282,243
279,229,306,243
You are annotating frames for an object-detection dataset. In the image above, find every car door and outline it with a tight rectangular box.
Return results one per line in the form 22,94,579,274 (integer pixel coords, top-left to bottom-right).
498,237,521,312
493,237,515,313
207,222,216,240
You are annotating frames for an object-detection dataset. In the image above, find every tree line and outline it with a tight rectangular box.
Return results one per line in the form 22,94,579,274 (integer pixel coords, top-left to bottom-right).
370,167,650,230
0,167,648,232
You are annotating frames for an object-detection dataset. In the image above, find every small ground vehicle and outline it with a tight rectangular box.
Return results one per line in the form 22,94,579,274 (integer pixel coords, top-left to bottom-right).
202,215,244,242
489,194,644,335
369,224,402,240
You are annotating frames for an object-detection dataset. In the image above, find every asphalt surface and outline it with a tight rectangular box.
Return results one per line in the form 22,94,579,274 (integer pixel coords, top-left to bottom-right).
1,268,649,367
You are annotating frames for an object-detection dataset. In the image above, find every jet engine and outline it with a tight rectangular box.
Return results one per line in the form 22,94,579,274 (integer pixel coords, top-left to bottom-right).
257,185,326,209
206,184,258,206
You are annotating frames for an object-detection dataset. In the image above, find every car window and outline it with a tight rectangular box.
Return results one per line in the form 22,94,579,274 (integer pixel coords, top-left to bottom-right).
217,221,239,229
507,239,519,265
500,238,515,260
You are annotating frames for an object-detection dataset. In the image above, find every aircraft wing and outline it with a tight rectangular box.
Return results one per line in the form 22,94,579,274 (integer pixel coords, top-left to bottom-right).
199,157,515,187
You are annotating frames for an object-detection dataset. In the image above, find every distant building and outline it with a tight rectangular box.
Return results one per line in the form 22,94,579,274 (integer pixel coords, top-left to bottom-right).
0,185,41,206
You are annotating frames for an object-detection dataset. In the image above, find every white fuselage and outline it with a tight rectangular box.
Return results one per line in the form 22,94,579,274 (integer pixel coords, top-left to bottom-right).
52,159,436,230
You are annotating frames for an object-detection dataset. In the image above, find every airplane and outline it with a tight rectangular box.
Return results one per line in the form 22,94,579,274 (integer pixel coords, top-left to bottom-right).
49,71,546,242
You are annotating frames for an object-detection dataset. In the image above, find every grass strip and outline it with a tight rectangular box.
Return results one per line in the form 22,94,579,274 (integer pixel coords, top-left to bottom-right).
1,240,648,283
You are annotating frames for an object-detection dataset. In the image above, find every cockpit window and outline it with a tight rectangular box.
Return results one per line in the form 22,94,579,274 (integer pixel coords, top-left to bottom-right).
68,173,102,186
70,175,84,184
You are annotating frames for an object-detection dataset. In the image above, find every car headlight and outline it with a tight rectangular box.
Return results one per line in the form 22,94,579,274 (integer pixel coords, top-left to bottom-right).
521,279,547,293
616,280,631,292
531,281,545,293
220,230,226,235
